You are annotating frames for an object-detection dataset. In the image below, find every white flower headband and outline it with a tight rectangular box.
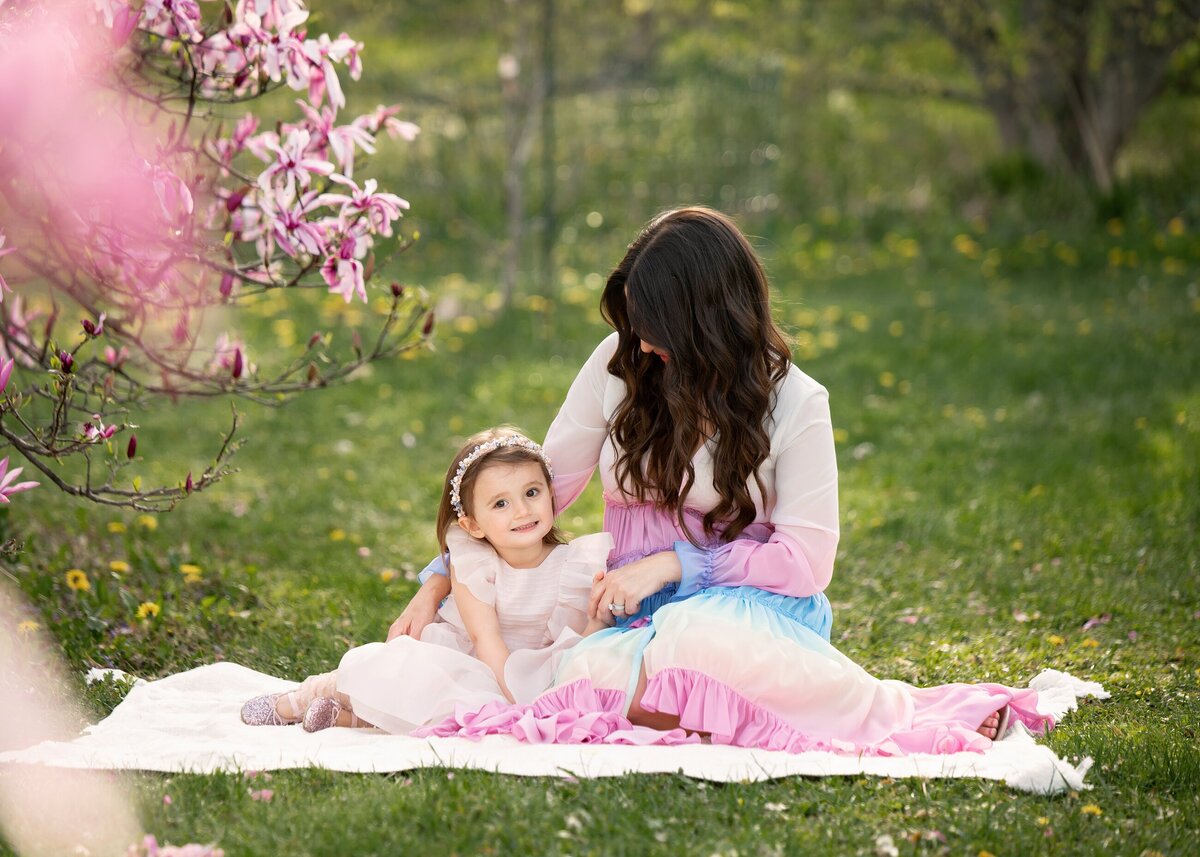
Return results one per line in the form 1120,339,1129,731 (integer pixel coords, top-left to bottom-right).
449,435,554,518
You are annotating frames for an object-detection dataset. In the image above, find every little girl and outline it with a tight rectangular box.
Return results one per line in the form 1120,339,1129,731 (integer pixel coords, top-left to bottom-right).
240,426,613,733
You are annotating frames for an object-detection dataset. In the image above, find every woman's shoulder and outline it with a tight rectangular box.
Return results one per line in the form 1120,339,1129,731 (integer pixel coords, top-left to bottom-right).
776,362,829,410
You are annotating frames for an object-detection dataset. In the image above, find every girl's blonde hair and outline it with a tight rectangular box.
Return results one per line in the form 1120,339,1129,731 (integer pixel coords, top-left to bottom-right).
434,426,565,556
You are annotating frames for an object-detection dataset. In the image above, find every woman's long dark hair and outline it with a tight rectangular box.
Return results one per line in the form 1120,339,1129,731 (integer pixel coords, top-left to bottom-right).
601,206,791,544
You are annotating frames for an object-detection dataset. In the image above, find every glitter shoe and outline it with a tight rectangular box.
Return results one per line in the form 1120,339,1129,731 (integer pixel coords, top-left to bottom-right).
240,693,302,726
302,696,362,732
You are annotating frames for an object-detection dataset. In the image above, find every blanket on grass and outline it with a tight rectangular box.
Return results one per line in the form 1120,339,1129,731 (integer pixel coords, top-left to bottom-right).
0,662,1108,795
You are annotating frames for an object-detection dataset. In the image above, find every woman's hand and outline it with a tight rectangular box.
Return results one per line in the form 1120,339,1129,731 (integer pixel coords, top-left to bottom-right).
588,550,682,620
386,574,451,641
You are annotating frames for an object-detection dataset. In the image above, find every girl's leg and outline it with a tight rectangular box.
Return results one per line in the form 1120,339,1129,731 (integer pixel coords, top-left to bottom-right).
241,670,340,726
275,671,339,720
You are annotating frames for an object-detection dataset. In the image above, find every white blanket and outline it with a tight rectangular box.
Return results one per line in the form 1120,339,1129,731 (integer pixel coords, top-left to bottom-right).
0,662,1107,794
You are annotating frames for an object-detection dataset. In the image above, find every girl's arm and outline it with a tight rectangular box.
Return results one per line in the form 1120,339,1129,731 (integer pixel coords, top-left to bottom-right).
450,562,514,702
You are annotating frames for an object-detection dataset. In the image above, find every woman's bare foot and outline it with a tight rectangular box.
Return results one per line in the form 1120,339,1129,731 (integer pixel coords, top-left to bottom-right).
977,705,1011,740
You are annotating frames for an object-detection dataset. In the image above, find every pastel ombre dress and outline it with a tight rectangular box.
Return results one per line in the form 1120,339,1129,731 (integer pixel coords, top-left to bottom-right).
335,528,611,734
421,333,1055,753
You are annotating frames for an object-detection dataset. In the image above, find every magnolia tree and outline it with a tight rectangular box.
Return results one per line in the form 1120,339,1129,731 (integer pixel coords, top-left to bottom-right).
0,0,429,512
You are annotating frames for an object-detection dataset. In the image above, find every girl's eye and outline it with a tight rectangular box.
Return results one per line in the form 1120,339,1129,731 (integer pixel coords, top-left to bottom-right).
494,499,507,509
525,487,540,498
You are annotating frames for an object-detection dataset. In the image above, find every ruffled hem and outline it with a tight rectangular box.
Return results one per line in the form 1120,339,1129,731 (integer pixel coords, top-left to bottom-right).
641,668,1054,756
413,678,699,746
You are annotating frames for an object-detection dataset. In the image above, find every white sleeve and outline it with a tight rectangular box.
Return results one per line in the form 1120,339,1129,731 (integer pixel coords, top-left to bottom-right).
544,332,619,512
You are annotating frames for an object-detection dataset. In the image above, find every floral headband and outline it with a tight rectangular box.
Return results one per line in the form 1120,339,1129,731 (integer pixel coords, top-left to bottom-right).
449,435,554,518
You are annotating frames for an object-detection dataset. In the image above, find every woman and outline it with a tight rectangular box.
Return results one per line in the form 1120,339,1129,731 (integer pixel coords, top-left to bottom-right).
396,207,1041,754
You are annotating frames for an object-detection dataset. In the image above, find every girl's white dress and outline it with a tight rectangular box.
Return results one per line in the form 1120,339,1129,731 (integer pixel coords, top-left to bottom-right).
334,529,612,734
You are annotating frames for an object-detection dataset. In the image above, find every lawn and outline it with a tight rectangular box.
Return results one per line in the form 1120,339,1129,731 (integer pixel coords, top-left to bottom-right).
3,236,1198,855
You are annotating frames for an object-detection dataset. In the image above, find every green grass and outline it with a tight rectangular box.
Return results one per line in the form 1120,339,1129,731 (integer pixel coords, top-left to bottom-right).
3,239,1199,855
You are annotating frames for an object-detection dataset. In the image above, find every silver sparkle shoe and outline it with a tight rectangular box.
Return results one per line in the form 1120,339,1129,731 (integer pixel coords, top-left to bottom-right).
303,696,362,732
240,693,301,726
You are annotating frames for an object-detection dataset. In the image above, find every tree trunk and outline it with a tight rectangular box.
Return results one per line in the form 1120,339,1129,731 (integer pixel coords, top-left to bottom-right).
919,0,1200,190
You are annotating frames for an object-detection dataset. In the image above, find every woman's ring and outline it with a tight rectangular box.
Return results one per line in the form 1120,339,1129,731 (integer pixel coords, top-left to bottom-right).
608,602,625,612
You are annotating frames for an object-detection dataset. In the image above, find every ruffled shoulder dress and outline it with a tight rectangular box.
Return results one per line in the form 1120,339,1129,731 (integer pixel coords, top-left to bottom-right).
334,528,612,735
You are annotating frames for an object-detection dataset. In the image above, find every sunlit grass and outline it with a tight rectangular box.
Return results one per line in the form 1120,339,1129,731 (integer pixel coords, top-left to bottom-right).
3,250,1198,854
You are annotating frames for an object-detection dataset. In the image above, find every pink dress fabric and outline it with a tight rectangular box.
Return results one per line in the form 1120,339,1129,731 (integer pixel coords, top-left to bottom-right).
419,334,1057,753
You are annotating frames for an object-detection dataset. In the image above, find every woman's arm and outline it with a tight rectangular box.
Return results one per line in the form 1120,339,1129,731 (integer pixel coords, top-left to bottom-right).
386,573,450,641
543,332,617,512
450,563,514,702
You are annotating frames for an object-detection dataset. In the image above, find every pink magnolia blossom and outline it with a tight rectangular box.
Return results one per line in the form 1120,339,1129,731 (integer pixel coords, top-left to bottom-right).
300,32,360,109
259,186,327,258
0,356,13,393
0,456,39,503
319,176,408,237
258,129,334,198
0,296,41,368
82,414,119,441
355,104,420,142
141,0,204,44
82,311,107,337
207,333,256,377
105,344,130,367
320,236,366,303
293,100,376,178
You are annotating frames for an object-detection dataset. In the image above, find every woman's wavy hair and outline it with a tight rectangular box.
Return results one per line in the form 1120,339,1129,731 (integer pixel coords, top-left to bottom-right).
600,206,791,543
434,426,566,556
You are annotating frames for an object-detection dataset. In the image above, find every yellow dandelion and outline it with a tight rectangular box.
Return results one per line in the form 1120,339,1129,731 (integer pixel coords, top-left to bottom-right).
879,372,896,389
849,312,870,332
18,620,40,635
136,601,161,620
1167,217,1185,236
107,521,127,534
1077,319,1093,336
979,851,997,857
66,569,91,591
1036,817,1050,826
135,514,158,531
1082,638,1100,648
329,528,347,542
109,560,131,574
1011,539,1024,552
817,330,839,350
888,321,904,337
179,563,202,576
1080,804,1103,816
379,569,398,583
832,428,849,444
1048,634,1066,646
1028,484,1045,498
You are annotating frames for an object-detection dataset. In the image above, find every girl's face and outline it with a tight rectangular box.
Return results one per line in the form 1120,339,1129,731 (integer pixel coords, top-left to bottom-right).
458,460,555,561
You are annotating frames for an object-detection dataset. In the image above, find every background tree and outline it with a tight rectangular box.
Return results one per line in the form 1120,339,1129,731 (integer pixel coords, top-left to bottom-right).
906,0,1200,191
